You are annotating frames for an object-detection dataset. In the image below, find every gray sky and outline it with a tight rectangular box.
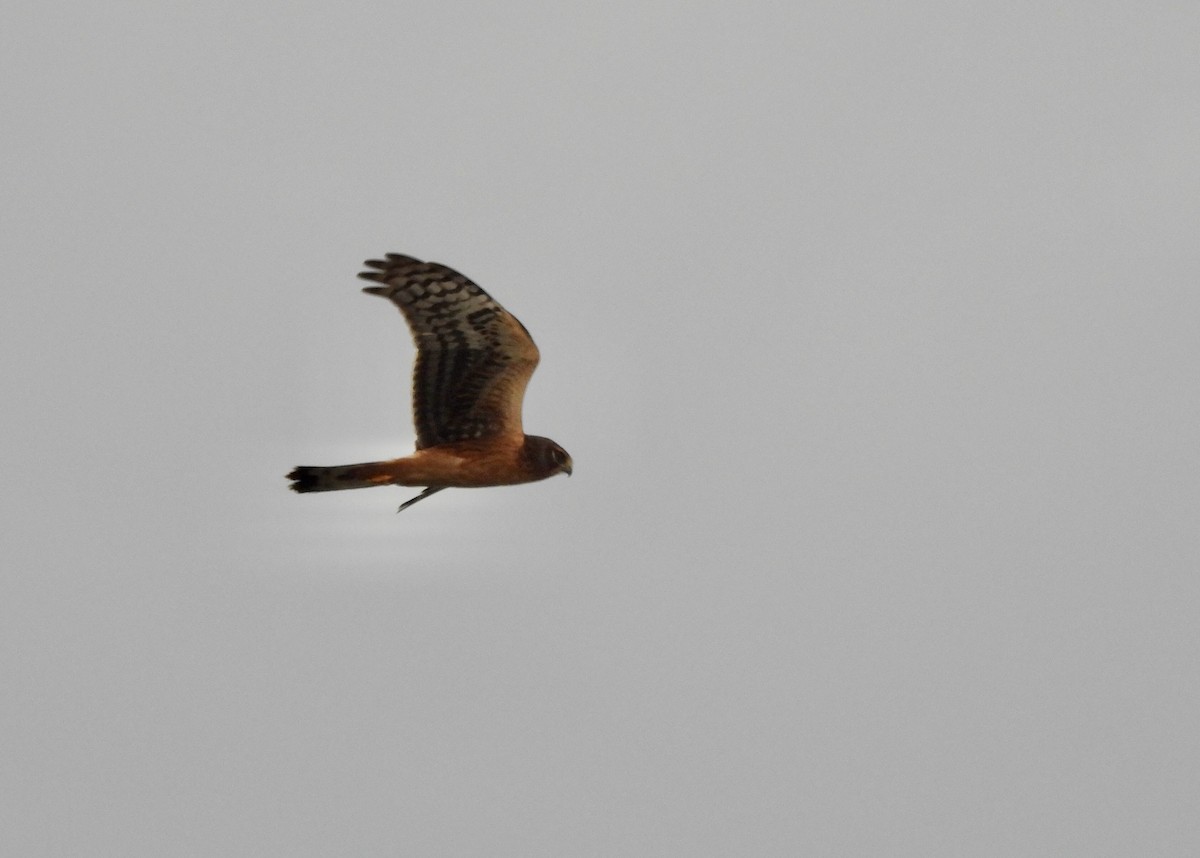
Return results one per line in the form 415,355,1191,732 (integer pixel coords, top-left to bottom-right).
4,1,1199,855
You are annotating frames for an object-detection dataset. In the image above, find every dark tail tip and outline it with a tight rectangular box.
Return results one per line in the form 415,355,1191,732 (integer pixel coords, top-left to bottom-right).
287,467,320,493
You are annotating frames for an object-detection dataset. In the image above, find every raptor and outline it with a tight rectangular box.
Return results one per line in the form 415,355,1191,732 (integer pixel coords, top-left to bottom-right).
288,253,572,512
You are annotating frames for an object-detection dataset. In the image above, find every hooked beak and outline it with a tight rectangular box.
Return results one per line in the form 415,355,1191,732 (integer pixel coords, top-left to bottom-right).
562,458,573,477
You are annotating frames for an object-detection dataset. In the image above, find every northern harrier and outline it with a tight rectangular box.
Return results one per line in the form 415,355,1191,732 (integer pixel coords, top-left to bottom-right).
287,253,572,512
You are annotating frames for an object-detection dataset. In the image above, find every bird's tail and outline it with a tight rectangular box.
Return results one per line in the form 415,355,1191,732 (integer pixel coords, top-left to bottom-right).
287,461,401,493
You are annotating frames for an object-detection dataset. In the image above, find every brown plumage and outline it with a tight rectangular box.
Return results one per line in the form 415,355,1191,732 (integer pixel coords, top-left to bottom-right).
288,253,571,512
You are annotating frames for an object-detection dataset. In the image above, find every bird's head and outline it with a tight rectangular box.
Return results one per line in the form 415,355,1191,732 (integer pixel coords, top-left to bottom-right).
524,435,573,479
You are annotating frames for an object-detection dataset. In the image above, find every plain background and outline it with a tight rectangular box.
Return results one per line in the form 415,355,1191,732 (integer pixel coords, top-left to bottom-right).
3,1,1198,855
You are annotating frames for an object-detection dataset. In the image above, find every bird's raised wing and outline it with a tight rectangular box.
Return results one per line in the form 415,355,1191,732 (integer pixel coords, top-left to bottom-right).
359,253,540,449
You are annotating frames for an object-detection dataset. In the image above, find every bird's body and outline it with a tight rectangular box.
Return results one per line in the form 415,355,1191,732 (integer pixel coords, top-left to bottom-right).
289,435,562,491
287,254,571,511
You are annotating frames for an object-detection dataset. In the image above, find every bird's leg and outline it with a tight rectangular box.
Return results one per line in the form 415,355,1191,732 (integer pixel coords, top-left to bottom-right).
397,486,446,513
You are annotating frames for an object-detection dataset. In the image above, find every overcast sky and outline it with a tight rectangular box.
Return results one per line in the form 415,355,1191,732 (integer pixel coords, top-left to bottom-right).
4,1,1199,855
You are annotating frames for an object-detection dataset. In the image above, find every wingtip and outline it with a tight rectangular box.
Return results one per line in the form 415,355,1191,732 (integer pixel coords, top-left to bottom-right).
358,267,386,292
361,253,421,271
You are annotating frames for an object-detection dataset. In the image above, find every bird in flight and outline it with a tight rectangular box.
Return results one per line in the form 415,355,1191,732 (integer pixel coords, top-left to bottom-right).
288,253,572,512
